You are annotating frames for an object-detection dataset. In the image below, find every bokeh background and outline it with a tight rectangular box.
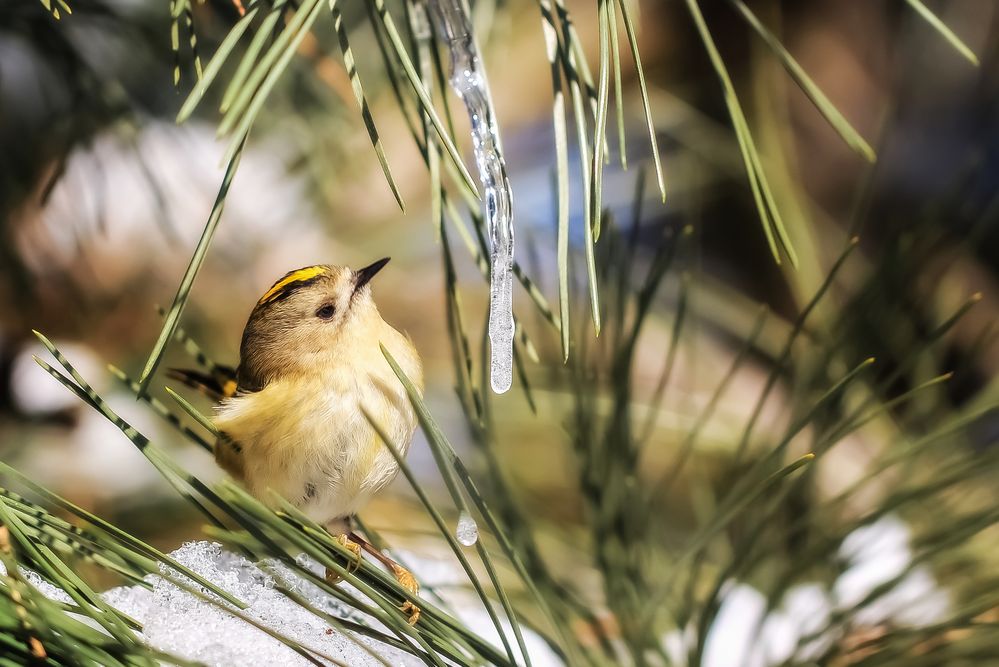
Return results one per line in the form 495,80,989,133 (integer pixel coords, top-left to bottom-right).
1,0,998,662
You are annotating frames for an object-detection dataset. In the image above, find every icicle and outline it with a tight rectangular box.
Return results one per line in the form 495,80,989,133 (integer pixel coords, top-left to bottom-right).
455,509,479,546
429,0,514,394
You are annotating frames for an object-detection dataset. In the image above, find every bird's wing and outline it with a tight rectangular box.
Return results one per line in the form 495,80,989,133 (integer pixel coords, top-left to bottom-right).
166,365,239,401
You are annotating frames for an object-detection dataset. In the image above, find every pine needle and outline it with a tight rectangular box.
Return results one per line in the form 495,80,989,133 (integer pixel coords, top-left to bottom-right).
904,0,980,66
136,143,244,398
729,0,876,163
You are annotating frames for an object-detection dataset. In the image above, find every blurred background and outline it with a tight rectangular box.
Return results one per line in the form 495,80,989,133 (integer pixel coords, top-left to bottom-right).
2,0,998,663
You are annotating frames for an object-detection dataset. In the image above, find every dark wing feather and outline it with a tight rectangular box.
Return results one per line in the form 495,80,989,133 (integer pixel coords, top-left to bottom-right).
166,365,239,401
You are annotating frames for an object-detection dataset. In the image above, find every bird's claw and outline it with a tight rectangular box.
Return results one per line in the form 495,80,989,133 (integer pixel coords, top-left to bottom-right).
391,563,421,625
324,535,363,584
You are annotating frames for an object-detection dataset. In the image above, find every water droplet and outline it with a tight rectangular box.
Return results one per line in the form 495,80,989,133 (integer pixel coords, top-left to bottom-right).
456,510,479,546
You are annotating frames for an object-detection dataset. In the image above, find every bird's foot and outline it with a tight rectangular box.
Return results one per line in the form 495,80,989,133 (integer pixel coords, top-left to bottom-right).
324,534,362,584
390,562,421,625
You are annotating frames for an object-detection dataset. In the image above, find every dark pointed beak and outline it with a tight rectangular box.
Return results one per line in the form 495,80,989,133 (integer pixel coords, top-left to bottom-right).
353,257,390,293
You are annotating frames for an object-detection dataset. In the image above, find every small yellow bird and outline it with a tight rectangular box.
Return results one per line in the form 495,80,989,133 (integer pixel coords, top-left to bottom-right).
171,259,424,622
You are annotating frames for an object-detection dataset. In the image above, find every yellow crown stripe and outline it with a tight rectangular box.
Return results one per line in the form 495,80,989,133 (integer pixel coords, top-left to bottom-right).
258,266,328,304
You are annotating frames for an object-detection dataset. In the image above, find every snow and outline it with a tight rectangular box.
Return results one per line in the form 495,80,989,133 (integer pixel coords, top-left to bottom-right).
102,541,561,666
835,515,950,627
5,514,948,666
665,514,950,667
105,542,422,667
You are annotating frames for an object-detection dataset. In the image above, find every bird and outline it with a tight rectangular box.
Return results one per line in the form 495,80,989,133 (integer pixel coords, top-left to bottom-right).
169,259,424,623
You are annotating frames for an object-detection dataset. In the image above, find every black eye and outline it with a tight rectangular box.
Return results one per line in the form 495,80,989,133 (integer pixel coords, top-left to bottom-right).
315,304,336,320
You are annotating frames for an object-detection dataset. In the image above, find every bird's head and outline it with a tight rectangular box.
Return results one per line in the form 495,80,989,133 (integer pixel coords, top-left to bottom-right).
236,258,390,391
